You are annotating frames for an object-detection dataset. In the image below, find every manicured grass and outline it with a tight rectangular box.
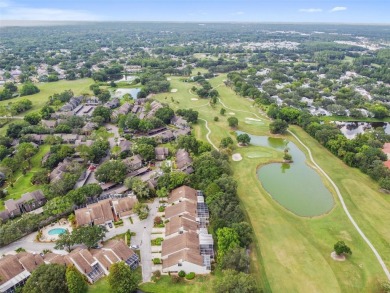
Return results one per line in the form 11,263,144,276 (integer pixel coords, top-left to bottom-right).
154,73,390,292
88,277,110,293
0,144,50,210
320,115,390,122
0,78,94,113
140,275,214,293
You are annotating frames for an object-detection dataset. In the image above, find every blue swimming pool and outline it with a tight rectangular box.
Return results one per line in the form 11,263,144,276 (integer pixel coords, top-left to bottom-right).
48,228,66,235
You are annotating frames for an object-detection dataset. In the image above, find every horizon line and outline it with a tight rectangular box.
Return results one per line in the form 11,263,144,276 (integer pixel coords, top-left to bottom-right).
1,20,390,26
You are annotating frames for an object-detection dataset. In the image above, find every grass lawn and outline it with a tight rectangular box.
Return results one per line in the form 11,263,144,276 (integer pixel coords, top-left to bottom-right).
88,277,110,293
0,78,94,134
154,73,390,292
320,115,390,123
0,144,50,210
140,275,214,293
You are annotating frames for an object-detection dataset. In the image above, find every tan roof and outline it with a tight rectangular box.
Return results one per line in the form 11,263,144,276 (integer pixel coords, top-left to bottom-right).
114,197,138,216
168,185,197,204
165,201,197,219
75,199,114,226
165,215,198,237
65,248,95,274
0,255,25,285
17,253,44,272
162,231,199,257
103,240,135,261
162,249,204,269
92,250,119,271
43,253,68,266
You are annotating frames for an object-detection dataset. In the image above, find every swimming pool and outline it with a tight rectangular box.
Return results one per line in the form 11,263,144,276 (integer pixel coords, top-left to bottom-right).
48,228,67,235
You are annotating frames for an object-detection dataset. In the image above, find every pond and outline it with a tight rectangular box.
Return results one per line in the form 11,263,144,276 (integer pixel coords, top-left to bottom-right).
334,121,390,139
237,131,334,217
115,88,141,99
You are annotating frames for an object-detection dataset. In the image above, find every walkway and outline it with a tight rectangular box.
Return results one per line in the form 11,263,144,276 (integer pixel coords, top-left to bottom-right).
198,118,217,150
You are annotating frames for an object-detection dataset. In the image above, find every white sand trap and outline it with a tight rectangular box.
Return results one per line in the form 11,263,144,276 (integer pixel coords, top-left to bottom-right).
330,252,346,262
228,112,235,115
245,117,262,121
232,153,242,161
170,89,178,93
167,78,172,81
191,98,198,101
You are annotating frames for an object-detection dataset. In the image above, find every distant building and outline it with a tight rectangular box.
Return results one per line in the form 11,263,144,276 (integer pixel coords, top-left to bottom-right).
155,147,169,161
4,190,46,218
75,199,114,227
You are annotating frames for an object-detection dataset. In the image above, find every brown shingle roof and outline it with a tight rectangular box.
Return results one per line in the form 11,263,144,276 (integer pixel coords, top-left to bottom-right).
114,197,138,217
75,199,114,227
162,249,204,269
0,255,25,285
162,232,200,257
168,186,197,204
65,248,95,274
165,201,197,219
17,253,44,272
103,240,135,261
165,215,198,237
43,253,68,266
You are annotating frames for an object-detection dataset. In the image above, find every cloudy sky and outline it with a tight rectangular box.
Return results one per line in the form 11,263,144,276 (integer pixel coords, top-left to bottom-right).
0,0,388,23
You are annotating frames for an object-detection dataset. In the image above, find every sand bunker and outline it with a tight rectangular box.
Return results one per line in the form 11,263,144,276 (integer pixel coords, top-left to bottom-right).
228,112,235,115
232,153,242,161
191,98,198,101
167,78,172,81
170,89,178,93
245,117,264,125
246,151,272,158
330,252,346,262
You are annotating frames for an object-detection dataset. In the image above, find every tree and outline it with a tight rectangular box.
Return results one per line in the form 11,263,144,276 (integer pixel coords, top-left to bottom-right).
23,264,68,293
66,265,88,293
133,143,155,161
95,160,127,183
220,247,250,272
40,105,55,120
370,104,389,119
125,177,151,199
220,137,234,148
97,89,111,103
334,241,352,256
155,106,174,124
220,108,226,115
44,197,73,216
108,262,138,293
269,119,288,134
213,270,257,293
55,230,74,252
72,225,106,249
227,117,238,128
231,222,253,248
20,83,40,96
93,106,112,123
217,227,240,260
177,135,199,154
31,169,50,185
237,133,251,145
89,140,110,163
24,112,41,125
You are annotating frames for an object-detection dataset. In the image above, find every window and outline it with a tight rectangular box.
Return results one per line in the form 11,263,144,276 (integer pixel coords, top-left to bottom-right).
178,263,182,266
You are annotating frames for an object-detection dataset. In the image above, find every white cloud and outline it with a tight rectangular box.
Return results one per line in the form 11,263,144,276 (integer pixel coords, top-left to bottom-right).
0,2,100,21
331,6,347,12
0,0,11,8
299,8,323,13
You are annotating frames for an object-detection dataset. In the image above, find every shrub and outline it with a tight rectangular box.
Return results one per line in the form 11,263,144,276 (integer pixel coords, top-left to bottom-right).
151,237,164,246
158,206,165,212
171,275,181,284
185,272,195,280
154,216,163,225
178,270,186,278
214,116,219,121
152,258,162,264
114,220,123,227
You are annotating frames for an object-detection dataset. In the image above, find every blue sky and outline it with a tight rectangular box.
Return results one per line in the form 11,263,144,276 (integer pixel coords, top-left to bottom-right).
0,0,388,23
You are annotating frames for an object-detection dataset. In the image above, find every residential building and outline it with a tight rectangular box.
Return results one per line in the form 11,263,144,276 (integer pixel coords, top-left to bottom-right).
122,154,143,171
41,120,57,129
171,116,188,129
75,199,114,227
175,149,193,174
168,185,197,205
155,147,169,161
4,190,46,218
112,196,138,218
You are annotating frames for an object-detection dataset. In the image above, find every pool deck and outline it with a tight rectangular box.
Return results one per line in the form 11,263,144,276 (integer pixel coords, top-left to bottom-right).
39,220,73,242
